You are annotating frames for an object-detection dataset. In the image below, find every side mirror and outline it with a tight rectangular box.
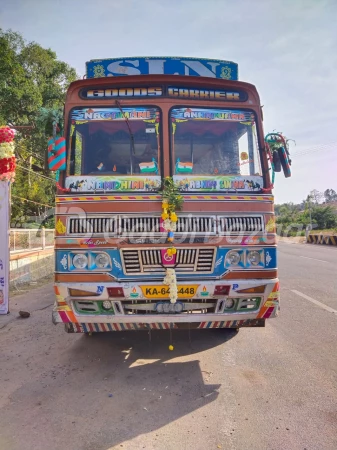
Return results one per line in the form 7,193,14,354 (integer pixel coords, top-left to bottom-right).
278,146,291,178
265,133,292,178
272,150,282,172
48,136,66,171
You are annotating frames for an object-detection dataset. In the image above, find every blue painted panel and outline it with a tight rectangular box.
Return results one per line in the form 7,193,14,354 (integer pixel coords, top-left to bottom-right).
55,246,277,279
86,57,238,80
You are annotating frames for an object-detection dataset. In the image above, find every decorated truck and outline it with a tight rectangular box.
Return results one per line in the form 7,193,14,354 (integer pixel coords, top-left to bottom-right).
49,57,291,333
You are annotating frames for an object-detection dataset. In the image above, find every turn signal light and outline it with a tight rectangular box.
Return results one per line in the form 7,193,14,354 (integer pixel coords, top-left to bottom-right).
214,285,230,296
107,287,124,298
69,288,99,297
236,285,266,294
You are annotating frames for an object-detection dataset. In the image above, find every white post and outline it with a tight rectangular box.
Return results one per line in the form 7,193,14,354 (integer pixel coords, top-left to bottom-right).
42,227,46,249
0,181,10,314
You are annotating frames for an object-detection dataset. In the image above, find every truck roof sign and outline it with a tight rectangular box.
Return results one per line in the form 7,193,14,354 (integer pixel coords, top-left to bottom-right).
86,56,238,81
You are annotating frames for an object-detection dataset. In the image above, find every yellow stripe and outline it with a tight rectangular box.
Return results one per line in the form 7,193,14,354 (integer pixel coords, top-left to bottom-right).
56,194,274,202
56,305,72,311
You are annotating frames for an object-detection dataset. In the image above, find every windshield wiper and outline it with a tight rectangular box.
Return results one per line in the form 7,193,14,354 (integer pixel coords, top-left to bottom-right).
115,100,135,155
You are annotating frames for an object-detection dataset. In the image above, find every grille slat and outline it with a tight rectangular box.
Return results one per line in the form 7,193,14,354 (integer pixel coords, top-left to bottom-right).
120,217,161,234
219,216,263,233
121,216,216,235
68,217,116,235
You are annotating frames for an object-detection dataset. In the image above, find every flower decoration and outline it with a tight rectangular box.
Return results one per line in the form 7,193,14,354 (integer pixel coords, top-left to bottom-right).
160,177,184,302
163,268,178,303
0,126,15,143
0,142,15,159
161,176,183,244
0,126,16,182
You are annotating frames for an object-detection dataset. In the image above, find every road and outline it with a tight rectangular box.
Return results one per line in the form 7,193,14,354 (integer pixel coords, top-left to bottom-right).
0,242,336,450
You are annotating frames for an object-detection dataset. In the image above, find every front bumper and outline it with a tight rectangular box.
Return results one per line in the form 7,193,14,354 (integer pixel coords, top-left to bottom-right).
53,278,280,329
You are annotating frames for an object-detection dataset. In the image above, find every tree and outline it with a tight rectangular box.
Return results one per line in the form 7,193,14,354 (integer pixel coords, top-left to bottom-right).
309,189,324,204
323,189,337,204
0,28,78,224
311,206,337,229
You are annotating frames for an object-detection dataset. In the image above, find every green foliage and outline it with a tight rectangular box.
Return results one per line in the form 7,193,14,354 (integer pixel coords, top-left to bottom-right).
0,28,78,224
36,107,64,136
311,206,337,229
161,177,184,211
275,190,337,235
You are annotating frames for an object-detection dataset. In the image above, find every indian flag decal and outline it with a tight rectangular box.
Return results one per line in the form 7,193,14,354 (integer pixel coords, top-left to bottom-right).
176,160,193,173
139,160,158,173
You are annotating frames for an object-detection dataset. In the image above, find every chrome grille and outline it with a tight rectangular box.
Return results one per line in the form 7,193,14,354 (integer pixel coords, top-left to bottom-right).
121,248,215,274
219,216,263,233
120,217,160,234
196,249,215,271
67,215,264,236
175,216,216,234
119,215,215,235
140,249,162,272
121,250,141,273
69,217,115,235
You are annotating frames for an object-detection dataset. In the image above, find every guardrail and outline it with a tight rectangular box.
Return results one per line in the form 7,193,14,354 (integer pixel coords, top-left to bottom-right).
10,228,55,253
307,234,337,246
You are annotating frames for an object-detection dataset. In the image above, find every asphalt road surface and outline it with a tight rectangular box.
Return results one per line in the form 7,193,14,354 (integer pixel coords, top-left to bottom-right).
0,242,336,450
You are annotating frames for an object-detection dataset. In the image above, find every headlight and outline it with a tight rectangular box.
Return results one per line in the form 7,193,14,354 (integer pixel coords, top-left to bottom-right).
73,253,88,269
95,253,110,269
226,251,241,266
247,250,261,266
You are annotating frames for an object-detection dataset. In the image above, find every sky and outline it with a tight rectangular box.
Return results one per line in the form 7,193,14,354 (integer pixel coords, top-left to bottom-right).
0,0,336,204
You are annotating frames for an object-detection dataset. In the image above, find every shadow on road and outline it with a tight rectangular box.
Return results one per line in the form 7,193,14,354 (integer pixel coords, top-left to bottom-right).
0,325,237,450
68,328,237,449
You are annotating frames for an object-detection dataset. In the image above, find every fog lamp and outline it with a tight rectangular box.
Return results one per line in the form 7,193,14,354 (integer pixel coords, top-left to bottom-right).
102,300,113,310
224,298,235,309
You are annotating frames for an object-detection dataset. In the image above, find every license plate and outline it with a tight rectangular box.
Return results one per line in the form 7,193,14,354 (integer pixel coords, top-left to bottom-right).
140,285,199,299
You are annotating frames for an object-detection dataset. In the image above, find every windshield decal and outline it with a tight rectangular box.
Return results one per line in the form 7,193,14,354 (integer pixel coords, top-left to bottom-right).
172,108,254,122
65,176,161,192
71,107,158,122
173,175,263,192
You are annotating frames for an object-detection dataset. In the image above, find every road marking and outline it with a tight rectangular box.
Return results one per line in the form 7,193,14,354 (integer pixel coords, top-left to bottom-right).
300,256,328,263
291,289,337,315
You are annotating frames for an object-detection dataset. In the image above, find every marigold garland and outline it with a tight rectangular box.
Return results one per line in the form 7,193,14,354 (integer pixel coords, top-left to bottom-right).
0,126,15,143
0,126,16,182
0,142,15,159
160,177,184,303
0,156,16,182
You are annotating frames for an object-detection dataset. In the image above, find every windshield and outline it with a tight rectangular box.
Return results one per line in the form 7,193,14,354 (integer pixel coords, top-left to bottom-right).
171,107,262,177
68,107,161,176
